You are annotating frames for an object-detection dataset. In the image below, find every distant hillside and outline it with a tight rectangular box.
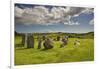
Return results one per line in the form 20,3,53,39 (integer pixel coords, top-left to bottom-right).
15,31,94,39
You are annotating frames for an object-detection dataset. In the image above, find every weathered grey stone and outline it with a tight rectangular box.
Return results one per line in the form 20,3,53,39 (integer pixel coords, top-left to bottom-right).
60,37,68,48
57,36,60,41
42,35,46,40
21,34,25,45
37,38,42,49
24,33,27,47
27,34,34,48
43,38,53,49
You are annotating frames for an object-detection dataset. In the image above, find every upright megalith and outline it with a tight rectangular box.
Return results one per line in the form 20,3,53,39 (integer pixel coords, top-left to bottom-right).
57,36,60,41
65,36,69,41
37,37,42,49
43,38,53,49
21,34,25,46
27,33,34,48
60,37,68,48
42,35,46,40
24,33,27,47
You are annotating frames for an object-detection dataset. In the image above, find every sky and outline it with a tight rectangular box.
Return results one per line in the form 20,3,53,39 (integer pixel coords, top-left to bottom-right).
15,3,94,33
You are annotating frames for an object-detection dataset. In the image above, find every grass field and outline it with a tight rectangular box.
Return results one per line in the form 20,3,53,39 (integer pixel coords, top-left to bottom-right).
15,35,94,65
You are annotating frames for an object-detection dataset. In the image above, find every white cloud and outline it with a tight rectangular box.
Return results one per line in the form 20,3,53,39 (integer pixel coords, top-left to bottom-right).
15,6,93,25
64,21,80,25
15,6,24,17
89,19,94,25
82,8,94,14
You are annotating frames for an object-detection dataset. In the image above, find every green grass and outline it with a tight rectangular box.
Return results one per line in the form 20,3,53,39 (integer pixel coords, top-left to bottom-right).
15,36,94,65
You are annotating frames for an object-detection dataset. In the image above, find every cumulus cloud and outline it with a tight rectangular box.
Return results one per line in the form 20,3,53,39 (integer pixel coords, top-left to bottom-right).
64,20,80,25
15,5,93,25
82,8,93,14
89,19,94,25
15,6,24,17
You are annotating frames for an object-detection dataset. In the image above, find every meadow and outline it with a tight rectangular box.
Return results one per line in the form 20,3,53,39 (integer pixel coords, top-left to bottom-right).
15,33,94,65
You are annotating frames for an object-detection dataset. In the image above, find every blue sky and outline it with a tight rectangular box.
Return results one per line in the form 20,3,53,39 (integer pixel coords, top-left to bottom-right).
15,3,94,33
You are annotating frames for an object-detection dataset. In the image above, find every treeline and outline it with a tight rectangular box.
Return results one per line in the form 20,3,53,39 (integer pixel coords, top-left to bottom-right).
15,31,94,39
61,32,94,38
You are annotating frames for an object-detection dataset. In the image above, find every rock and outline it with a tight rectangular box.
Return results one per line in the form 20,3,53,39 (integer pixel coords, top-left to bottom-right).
27,34,34,48
37,38,42,49
57,36,60,41
43,38,53,49
60,37,68,48
21,34,25,46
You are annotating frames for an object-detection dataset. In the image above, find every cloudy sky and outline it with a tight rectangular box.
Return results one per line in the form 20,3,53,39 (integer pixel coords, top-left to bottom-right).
15,3,94,33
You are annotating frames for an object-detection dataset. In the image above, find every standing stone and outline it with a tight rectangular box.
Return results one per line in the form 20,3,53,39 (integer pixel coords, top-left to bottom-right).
57,36,60,41
37,38,42,49
21,34,25,46
27,34,34,48
60,37,68,48
43,35,46,40
43,38,53,49
74,39,80,48
24,33,27,47
65,36,68,39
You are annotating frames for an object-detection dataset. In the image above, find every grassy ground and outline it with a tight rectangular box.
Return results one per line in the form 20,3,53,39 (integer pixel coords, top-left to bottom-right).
15,36,94,65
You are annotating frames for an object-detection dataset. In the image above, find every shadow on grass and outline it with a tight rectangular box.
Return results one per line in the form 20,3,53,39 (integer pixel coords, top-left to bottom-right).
40,48,50,51
15,44,27,50
15,44,24,47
